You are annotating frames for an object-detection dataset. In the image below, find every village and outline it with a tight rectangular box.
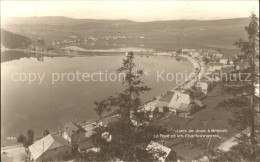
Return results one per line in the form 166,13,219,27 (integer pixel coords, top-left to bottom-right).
1,46,259,162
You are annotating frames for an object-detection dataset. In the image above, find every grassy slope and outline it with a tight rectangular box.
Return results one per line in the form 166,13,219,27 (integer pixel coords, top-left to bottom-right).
153,86,237,160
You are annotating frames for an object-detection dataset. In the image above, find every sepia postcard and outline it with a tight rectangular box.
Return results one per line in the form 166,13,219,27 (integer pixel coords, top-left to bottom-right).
1,0,259,161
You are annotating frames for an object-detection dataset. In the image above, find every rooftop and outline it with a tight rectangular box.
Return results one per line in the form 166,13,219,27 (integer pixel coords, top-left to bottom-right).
146,141,171,162
64,122,85,137
159,91,175,103
168,91,192,112
29,134,71,160
208,62,223,66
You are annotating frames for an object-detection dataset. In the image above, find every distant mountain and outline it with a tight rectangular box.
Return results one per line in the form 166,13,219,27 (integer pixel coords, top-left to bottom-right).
2,16,248,27
1,29,32,49
2,16,135,26
1,16,250,51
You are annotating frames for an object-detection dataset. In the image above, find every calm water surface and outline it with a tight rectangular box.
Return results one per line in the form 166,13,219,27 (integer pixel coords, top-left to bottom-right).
1,52,193,145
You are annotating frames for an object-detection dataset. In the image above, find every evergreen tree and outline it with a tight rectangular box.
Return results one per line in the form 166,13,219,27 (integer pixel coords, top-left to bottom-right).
209,12,259,161
26,129,34,146
43,129,50,137
82,52,176,161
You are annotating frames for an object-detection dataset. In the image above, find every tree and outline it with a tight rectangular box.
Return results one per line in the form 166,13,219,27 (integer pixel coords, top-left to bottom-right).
202,57,210,65
212,12,259,161
43,129,50,137
94,51,151,122
17,135,28,148
27,129,34,146
176,49,182,54
233,12,259,154
82,52,176,161
17,129,35,149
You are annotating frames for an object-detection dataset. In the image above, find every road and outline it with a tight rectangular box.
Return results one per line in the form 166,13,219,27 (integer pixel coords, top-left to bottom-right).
1,144,25,162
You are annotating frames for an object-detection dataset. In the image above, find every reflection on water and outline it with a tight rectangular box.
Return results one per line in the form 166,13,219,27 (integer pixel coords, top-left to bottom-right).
1,52,193,146
1,51,49,63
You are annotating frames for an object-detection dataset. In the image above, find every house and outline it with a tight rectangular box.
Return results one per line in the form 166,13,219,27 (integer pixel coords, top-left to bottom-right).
78,138,98,153
212,53,223,59
144,101,157,113
199,76,213,83
195,81,209,94
255,83,260,98
83,123,96,138
168,90,195,116
190,49,197,53
236,61,250,70
98,115,120,127
207,50,222,59
155,52,172,56
155,91,176,112
28,39,54,52
146,141,171,162
102,132,112,142
219,59,228,65
144,101,158,119
28,134,72,162
208,62,223,73
221,66,235,74
182,49,190,54
62,122,86,146
192,52,200,58
193,99,204,108
206,50,217,57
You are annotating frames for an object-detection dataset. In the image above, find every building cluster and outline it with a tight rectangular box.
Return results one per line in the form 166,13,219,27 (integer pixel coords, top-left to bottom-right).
141,47,259,121
142,89,204,118
50,35,145,48
23,48,258,162
28,39,55,53
27,118,117,162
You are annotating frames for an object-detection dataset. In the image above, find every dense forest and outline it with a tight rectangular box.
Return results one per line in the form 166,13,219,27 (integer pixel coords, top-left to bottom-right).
1,29,32,49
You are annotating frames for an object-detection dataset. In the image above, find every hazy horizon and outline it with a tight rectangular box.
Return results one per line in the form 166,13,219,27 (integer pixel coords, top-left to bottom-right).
2,15,250,22
1,1,259,22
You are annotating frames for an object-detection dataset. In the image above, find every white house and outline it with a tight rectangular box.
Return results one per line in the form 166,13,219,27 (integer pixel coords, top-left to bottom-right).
84,123,96,138
255,83,260,98
168,90,195,116
28,134,72,162
219,59,228,65
212,53,223,59
192,52,200,58
208,62,223,72
182,49,190,53
144,101,157,112
195,81,209,94
102,132,112,142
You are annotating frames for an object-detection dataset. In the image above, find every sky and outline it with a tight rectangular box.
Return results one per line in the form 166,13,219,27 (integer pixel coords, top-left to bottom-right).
1,1,259,21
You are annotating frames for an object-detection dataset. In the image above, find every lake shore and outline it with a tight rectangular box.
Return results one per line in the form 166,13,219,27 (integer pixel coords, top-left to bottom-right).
1,53,201,149
1,53,202,162
2,46,155,57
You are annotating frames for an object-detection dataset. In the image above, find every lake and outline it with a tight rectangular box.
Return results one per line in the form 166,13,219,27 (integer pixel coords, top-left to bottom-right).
1,51,193,146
